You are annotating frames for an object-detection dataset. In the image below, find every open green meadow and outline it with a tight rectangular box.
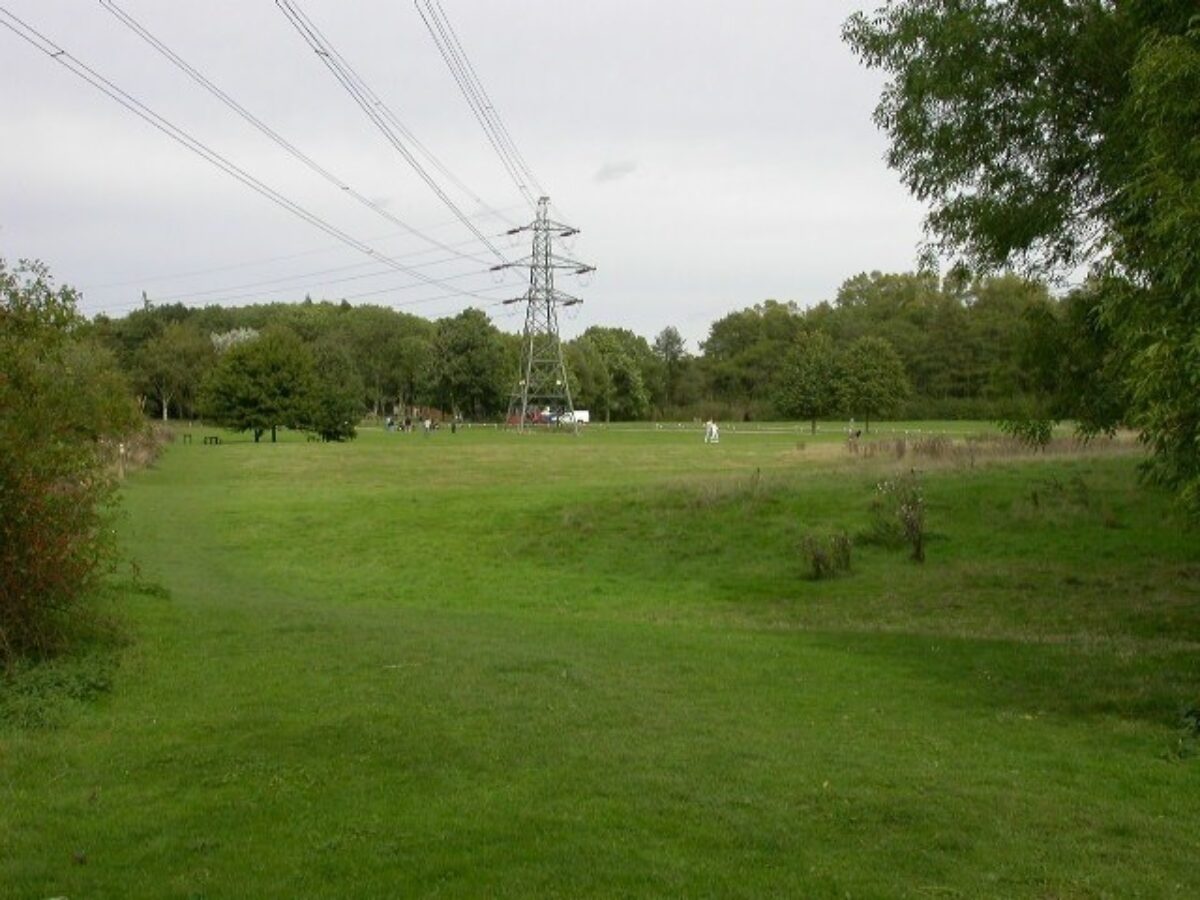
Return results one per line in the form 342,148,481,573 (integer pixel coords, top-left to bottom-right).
3,423,1199,897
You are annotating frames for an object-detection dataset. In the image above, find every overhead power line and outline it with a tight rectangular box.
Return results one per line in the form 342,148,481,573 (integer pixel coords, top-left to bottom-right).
0,6,500,302
88,257,507,316
80,207,526,292
275,0,510,263
88,272,520,320
96,0,496,267
414,0,545,208
146,248,480,305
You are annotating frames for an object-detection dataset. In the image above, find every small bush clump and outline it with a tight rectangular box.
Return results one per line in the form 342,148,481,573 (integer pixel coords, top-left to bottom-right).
801,531,853,580
863,471,927,562
998,417,1055,450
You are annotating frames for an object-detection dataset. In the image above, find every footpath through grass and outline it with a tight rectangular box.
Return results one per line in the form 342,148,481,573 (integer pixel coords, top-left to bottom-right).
2,424,1199,897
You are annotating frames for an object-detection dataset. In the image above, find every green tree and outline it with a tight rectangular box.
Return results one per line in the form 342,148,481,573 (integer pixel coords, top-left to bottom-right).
133,321,214,421
201,326,316,443
564,338,611,415
652,326,688,411
394,330,434,415
701,300,802,412
427,308,508,418
844,1,1200,512
1,259,140,664
1109,23,1200,511
774,330,838,433
579,327,655,421
345,306,408,416
304,337,365,441
837,336,911,432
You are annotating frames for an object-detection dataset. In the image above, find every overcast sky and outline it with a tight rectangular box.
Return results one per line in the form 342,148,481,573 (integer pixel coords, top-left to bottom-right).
0,1,926,348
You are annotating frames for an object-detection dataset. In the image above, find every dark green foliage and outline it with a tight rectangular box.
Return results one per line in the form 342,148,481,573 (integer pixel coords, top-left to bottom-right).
845,0,1200,516
998,417,1055,450
0,259,140,666
573,327,658,421
1111,23,1200,514
652,325,688,411
306,338,365,441
426,308,509,418
774,329,837,432
843,0,1134,273
700,300,802,414
200,326,316,442
837,336,911,431
343,305,434,416
1021,283,1127,430
132,320,214,420
91,266,1070,431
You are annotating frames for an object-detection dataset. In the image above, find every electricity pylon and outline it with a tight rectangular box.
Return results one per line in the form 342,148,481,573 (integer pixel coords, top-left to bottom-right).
495,196,595,432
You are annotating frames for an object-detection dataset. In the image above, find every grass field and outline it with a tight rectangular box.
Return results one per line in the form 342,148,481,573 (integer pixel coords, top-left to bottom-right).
3,423,1199,897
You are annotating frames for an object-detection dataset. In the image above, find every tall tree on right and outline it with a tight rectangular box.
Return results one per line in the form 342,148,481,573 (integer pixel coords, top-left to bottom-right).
844,1,1200,514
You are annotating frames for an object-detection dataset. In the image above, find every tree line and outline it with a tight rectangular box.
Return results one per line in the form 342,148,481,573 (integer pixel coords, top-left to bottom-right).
84,267,1082,434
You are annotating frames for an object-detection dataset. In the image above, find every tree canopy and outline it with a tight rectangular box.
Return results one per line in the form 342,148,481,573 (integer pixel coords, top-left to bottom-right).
837,336,911,432
845,0,1200,513
201,326,318,443
774,330,838,434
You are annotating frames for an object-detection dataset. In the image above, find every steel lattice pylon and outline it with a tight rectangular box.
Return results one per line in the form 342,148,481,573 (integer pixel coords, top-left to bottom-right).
498,196,594,432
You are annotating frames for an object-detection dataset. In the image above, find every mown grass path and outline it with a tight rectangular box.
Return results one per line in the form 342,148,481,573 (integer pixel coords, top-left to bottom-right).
3,425,1198,897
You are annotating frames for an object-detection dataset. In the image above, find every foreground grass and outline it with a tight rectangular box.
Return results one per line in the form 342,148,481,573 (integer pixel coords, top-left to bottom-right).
2,425,1198,897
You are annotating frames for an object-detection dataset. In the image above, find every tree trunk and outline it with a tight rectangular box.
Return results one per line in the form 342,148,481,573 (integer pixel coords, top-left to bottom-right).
811,418,817,435
271,425,277,443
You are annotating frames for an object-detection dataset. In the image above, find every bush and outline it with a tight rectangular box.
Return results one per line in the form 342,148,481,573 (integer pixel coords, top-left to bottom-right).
800,531,853,580
0,259,139,667
998,417,1055,450
863,471,927,562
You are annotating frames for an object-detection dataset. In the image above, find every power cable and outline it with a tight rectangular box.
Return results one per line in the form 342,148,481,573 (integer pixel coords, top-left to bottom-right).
275,0,510,263
431,0,542,192
414,0,536,207
0,7,501,302
414,0,545,205
85,275,519,320
146,248,482,305
97,0,497,266
80,208,525,292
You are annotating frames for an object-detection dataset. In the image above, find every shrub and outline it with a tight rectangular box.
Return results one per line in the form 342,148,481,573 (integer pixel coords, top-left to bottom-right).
0,259,139,667
998,417,1055,450
863,471,927,562
801,531,853,580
